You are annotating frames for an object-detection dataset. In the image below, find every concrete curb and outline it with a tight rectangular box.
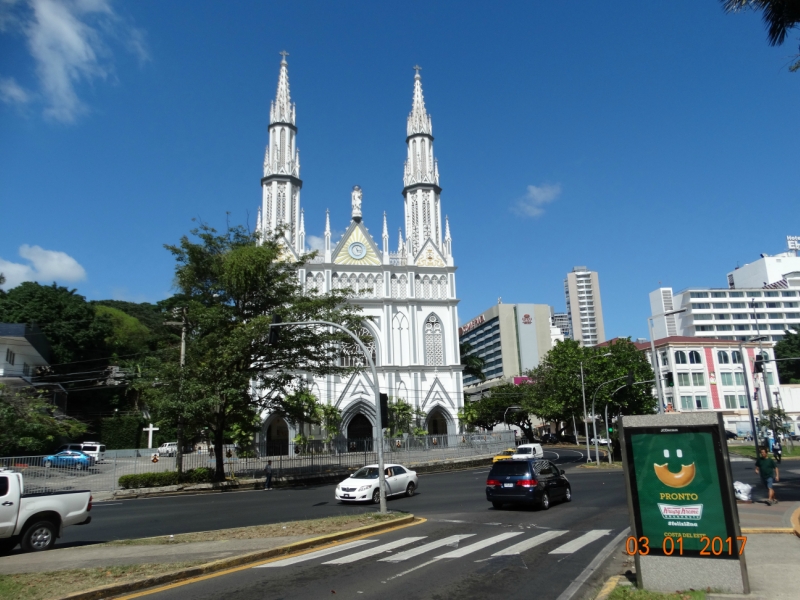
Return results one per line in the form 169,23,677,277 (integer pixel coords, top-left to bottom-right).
58,514,419,600
741,527,796,534
791,505,800,538
593,575,621,600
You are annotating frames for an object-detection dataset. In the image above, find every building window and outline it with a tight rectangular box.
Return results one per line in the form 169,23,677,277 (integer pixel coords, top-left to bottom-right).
782,291,798,297
731,350,742,364
675,351,687,364
716,325,733,331
22,363,30,377
696,325,715,332
717,351,729,364
711,292,728,298
738,395,748,408
690,292,709,299
734,325,750,331
765,372,775,385
713,303,729,309
724,395,737,409
692,372,705,386
660,351,669,367
678,373,690,386
680,396,693,410
730,303,746,309
689,351,702,364
693,303,711,309
720,372,733,386
424,313,444,366
695,395,709,410
5,348,15,365
729,292,744,298
694,314,713,321
734,372,745,385
765,291,779,297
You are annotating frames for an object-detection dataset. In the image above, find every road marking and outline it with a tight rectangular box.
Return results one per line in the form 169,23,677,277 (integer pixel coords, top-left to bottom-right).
255,539,377,567
549,530,611,554
555,528,630,600
378,535,475,562
435,532,524,558
322,537,427,564
491,530,568,556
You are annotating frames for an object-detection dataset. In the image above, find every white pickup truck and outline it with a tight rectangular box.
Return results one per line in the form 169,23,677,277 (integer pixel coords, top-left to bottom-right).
0,469,92,553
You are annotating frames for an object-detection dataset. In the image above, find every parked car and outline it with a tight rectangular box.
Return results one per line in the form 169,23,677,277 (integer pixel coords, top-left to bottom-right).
560,434,578,444
492,448,518,463
590,437,611,445
335,464,418,503
512,443,544,459
724,430,738,440
486,459,571,510
0,469,92,553
43,451,95,470
57,443,106,463
158,442,178,457
540,434,559,444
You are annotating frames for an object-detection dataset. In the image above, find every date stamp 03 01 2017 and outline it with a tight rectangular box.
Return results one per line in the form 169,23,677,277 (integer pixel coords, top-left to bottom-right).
625,535,747,556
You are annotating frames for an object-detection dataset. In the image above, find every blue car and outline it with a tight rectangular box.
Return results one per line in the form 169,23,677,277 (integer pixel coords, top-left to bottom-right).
43,450,95,470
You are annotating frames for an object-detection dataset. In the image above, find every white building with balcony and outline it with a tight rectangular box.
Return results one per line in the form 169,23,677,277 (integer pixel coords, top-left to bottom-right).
564,266,605,346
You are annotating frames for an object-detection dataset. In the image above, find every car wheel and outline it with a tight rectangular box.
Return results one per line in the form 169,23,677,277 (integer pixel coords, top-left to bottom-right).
21,521,57,552
406,482,415,497
492,501,503,509
539,493,550,510
372,489,381,504
43,461,52,468
564,486,572,502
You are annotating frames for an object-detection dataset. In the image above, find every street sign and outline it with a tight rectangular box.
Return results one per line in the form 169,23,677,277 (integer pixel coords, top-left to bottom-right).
620,413,749,594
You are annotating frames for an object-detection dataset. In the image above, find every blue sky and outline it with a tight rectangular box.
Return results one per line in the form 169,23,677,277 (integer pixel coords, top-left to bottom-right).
1,1,798,341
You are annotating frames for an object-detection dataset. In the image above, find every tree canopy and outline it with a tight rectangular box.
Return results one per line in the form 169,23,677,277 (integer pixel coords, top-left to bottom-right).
775,324,800,383
722,0,800,71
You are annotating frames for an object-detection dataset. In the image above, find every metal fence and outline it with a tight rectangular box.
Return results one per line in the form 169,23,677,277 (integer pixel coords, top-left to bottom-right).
1,431,514,495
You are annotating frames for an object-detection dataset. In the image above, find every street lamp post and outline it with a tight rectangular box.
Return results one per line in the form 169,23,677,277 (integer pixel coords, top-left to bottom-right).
580,353,612,463
271,319,388,514
738,336,765,454
591,375,626,466
647,309,686,414
749,301,777,444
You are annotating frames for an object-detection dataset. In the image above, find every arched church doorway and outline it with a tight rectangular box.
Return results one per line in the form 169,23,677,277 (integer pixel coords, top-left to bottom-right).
427,408,449,436
265,417,289,456
347,414,373,452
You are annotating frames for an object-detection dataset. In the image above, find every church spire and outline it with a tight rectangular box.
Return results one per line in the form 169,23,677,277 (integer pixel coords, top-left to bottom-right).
270,51,295,125
407,65,432,136
324,209,331,262
299,209,305,251
382,212,390,263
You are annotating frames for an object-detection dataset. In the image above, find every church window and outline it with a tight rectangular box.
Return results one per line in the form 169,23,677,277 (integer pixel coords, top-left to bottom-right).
349,274,358,294
375,274,383,298
415,275,422,298
340,324,377,367
291,191,298,235
398,275,408,299
421,139,427,175
411,196,419,253
331,274,339,290
412,140,418,174
434,197,440,242
440,276,448,298
358,274,367,297
305,273,314,293
315,272,324,293
280,128,286,167
277,184,286,225
392,313,409,366
265,188,273,229
391,275,398,298
424,314,444,366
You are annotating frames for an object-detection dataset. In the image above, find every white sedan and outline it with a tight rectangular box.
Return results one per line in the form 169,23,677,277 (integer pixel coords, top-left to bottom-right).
591,437,611,445
335,464,419,504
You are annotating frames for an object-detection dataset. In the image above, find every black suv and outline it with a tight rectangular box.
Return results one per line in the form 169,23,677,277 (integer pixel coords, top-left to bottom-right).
486,459,571,510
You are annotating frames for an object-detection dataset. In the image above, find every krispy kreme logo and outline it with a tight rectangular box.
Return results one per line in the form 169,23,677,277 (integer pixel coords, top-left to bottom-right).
658,503,703,520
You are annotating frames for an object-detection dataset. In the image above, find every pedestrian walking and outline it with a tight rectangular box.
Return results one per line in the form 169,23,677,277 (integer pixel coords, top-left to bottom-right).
772,438,782,464
754,447,780,505
264,460,273,490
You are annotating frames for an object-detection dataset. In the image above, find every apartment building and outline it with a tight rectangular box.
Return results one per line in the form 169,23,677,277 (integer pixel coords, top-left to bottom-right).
564,266,605,346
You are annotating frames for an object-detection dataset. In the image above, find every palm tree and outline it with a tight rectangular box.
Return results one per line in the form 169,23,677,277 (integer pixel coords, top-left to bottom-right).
722,1,800,70
460,341,486,382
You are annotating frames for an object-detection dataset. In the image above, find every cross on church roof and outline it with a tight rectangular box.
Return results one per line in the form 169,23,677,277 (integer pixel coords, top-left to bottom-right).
280,50,289,61
413,65,422,76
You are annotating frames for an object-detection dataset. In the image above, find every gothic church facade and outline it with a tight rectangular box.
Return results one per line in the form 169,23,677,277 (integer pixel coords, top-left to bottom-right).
257,55,463,444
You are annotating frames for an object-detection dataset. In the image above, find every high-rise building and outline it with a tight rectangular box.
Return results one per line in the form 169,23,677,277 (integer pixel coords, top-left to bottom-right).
459,303,564,389
564,266,605,346
552,312,572,340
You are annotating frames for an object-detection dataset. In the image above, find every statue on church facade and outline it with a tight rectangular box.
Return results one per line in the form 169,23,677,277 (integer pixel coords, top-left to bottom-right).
351,185,363,222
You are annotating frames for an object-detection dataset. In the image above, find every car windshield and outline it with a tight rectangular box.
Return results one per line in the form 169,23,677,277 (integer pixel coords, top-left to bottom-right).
516,447,533,454
352,467,380,479
83,446,97,451
490,462,531,476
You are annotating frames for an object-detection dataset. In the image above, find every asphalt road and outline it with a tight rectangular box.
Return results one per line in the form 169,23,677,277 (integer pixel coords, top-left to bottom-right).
54,449,633,600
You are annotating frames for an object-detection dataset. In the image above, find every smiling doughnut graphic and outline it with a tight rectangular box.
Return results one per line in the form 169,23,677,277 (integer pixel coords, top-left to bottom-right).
654,448,696,488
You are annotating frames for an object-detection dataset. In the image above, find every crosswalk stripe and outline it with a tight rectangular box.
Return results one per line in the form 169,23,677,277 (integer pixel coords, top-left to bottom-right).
549,530,611,554
254,539,378,567
322,537,428,564
378,535,475,562
491,530,568,556
435,532,524,559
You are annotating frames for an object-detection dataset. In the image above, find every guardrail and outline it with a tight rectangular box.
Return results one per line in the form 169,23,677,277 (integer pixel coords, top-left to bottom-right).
1,431,515,494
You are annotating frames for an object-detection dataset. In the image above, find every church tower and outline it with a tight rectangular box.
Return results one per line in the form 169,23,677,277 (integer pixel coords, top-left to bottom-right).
260,52,303,256
403,67,450,266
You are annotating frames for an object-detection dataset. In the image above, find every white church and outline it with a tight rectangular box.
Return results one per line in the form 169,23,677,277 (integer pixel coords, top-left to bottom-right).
256,54,464,446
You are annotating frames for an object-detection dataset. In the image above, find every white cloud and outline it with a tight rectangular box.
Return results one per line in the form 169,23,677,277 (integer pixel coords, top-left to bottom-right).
1,0,149,123
307,235,325,253
0,76,30,104
513,183,562,218
0,244,87,289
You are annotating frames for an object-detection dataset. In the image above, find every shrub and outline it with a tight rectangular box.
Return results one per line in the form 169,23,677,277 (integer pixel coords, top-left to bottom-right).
118,467,215,489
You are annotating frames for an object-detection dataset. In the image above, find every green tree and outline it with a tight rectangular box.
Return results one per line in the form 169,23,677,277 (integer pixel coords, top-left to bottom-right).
460,341,486,382
157,222,366,481
94,305,152,359
0,384,87,455
387,397,414,436
722,0,800,71
775,325,800,383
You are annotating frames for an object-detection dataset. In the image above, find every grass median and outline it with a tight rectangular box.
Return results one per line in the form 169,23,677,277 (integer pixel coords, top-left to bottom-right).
728,444,800,459
609,587,705,600
104,511,404,546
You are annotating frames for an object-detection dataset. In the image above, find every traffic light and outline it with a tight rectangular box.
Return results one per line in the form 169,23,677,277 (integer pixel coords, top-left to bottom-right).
754,355,764,373
380,393,389,429
665,372,675,387
268,314,282,346
608,427,613,433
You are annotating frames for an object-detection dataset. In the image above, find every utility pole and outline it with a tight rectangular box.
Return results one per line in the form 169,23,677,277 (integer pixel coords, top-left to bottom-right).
166,307,187,475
